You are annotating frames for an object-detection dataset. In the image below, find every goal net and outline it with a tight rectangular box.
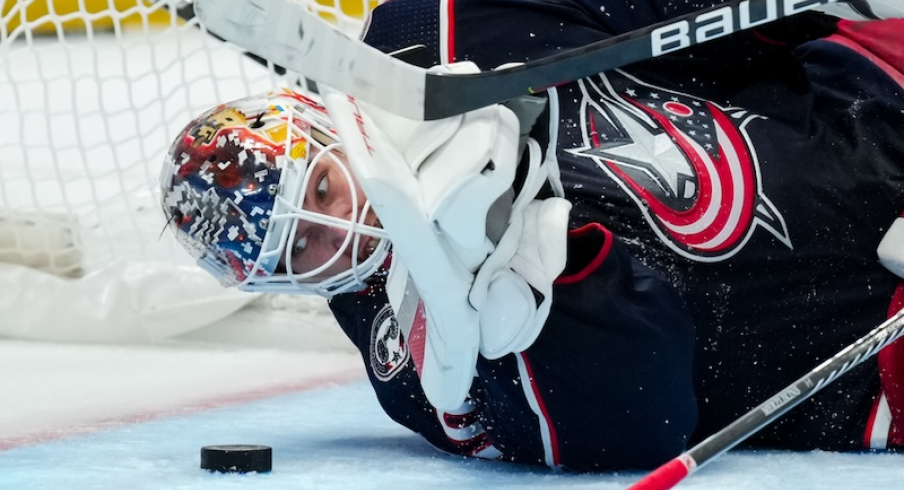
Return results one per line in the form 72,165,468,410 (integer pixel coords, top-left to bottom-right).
0,0,378,345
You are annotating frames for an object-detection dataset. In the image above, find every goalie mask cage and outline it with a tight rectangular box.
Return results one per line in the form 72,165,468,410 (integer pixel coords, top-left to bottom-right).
0,0,377,344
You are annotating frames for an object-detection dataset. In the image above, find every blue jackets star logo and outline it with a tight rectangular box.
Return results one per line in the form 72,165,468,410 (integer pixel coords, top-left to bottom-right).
569,70,792,261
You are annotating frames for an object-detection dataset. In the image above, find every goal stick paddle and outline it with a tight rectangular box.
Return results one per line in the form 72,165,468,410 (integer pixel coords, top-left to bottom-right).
627,306,904,490
193,0,866,120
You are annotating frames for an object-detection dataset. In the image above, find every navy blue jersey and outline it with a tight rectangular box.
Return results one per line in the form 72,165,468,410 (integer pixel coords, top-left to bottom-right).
328,0,904,470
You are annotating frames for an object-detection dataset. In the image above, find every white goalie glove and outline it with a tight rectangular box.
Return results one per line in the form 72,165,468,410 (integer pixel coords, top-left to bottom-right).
468,140,571,360
879,212,904,279
321,63,569,410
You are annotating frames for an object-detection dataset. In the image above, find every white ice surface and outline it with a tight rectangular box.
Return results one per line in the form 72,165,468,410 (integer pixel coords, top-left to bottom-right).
0,338,362,449
2,337,904,490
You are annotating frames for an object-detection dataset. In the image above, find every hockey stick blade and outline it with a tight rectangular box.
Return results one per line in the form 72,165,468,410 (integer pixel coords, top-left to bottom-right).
627,306,904,490
167,1,305,79
194,0,428,119
195,0,851,120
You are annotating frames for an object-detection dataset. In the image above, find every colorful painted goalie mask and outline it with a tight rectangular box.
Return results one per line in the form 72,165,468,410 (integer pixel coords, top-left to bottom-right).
160,90,389,297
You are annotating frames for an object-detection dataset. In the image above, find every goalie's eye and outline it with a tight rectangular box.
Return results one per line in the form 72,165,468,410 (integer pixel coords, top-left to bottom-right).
316,174,329,200
294,235,308,253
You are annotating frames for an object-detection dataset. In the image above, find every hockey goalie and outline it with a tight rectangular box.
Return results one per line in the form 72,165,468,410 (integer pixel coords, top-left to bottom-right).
160,0,904,472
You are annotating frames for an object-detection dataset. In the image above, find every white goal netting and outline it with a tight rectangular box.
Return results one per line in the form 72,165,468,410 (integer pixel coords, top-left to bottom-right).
0,0,377,346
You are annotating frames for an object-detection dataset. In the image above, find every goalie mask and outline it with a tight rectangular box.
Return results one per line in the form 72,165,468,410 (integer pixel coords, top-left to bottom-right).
159,90,389,297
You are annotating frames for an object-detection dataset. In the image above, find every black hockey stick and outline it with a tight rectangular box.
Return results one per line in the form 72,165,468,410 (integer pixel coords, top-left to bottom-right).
193,0,867,120
627,306,904,490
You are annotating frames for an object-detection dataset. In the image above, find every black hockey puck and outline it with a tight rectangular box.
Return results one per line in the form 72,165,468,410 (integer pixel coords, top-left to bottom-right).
200,444,272,473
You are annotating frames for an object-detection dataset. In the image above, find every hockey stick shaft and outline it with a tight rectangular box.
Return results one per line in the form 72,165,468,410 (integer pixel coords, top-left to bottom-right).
195,0,855,120
423,0,853,119
627,306,904,490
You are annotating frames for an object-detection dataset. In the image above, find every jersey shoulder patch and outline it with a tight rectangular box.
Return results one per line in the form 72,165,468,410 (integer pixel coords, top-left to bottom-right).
369,304,411,381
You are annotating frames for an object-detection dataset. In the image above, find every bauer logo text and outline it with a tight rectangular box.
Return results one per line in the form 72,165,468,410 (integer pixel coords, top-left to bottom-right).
651,0,837,56
762,386,802,415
